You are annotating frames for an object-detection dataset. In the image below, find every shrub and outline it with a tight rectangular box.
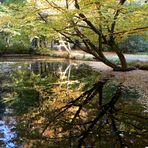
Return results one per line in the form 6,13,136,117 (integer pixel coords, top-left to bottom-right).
0,41,7,55
119,35,148,53
0,40,33,54
6,42,31,54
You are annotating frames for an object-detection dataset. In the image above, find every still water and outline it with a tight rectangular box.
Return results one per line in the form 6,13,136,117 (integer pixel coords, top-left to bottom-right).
0,58,148,147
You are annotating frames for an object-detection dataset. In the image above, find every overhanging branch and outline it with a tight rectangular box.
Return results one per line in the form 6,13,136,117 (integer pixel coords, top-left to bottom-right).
110,26,148,36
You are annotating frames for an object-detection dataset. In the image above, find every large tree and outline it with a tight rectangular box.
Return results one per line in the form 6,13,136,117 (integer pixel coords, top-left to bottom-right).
38,0,147,71
1,0,148,71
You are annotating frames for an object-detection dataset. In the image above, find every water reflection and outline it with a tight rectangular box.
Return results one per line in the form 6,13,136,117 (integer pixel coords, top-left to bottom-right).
0,108,18,148
0,65,18,148
0,60,147,147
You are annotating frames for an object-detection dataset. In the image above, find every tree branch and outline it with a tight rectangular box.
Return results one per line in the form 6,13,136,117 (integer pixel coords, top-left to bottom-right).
78,86,122,146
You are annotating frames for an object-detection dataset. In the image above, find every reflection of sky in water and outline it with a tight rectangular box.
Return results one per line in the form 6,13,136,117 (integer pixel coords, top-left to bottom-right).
0,109,17,148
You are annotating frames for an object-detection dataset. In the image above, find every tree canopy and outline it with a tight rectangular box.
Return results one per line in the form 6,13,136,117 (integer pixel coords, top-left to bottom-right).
0,0,148,70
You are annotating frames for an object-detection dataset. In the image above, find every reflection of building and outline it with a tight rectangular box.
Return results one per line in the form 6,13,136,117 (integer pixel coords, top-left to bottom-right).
30,61,69,75
30,62,48,74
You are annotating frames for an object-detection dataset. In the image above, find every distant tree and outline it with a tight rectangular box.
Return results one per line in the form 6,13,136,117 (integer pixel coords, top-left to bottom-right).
119,35,148,53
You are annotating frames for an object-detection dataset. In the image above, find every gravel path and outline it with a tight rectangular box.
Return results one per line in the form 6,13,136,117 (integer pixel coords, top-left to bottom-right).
70,51,148,61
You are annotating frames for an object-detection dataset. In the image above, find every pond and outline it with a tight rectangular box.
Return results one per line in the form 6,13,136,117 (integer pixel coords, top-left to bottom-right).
0,57,148,147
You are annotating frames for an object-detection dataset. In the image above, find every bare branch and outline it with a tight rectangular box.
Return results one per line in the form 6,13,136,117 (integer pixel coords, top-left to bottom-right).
78,86,122,146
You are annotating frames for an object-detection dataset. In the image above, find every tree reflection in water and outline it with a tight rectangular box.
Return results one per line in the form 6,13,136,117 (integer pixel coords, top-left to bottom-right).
41,78,148,147
1,61,148,147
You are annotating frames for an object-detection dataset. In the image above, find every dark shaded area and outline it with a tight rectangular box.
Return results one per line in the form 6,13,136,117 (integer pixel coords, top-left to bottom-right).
0,60,147,147
41,78,147,147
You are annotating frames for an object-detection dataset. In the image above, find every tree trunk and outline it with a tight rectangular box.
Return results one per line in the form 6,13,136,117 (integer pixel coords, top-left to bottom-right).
115,50,127,71
108,40,131,71
92,34,121,70
95,54,120,70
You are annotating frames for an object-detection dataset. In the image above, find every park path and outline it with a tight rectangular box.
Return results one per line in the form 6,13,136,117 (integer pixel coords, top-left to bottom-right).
70,50,148,62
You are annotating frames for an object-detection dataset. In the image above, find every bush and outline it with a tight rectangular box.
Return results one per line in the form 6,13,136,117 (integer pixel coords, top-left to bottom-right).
0,40,33,54
0,41,7,55
126,61,148,70
135,61,148,70
119,35,148,53
7,42,32,54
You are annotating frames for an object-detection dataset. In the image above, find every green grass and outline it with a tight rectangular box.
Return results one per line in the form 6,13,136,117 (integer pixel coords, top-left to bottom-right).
134,61,148,70
125,61,148,70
